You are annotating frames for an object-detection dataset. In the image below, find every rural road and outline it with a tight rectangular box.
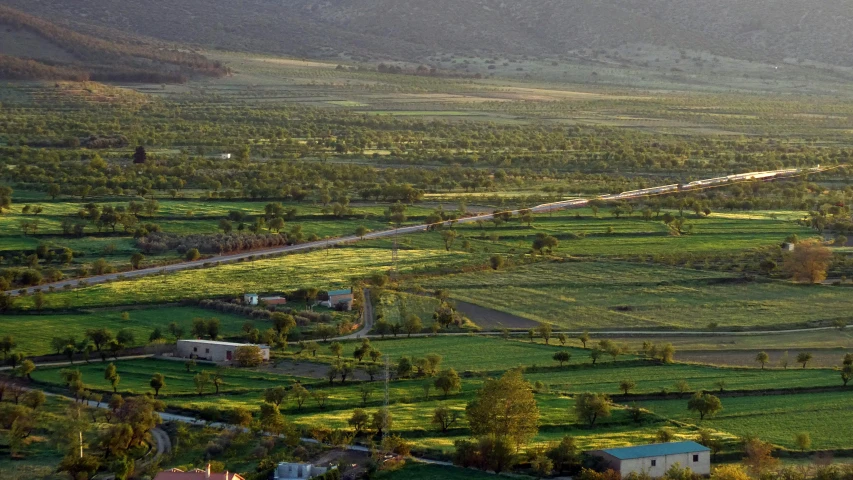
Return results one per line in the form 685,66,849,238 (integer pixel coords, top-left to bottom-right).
5,167,822,296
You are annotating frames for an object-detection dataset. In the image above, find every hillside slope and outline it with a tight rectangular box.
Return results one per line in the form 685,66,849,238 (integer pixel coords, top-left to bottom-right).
0,5,228,82
6,0,853,67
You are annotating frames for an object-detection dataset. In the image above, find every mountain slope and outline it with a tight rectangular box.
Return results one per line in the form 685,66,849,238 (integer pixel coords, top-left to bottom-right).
6,0,853,67
0,5,229,82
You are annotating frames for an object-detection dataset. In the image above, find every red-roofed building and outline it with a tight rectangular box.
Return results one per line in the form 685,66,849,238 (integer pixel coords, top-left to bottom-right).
154,465,245,480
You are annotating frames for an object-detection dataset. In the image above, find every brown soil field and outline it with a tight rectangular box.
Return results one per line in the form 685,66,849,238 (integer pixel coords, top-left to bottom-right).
676,349,850,368
455,301,540,330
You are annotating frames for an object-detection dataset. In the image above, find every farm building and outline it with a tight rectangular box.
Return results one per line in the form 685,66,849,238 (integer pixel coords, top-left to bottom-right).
261,295,287,306
176,340,270,363
321,288,354,310
244,293,259,306
155,465,244,480
219,153,232,160
588,441,710,478
273,463,335,480
782,242,796,252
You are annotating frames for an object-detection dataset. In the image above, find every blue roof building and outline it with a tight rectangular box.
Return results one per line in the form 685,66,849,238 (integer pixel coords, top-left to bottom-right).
589,441,711,478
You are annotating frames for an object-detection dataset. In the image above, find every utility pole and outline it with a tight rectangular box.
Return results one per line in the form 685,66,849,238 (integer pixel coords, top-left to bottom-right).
383,355,390,447
390,228,399,281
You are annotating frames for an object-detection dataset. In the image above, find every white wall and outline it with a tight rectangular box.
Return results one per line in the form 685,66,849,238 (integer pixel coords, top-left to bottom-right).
617,451,710,478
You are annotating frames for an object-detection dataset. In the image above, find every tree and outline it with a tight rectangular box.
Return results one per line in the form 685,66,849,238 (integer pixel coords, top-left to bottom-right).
656,427,675,443
403,314,423,337
743,437,778,476
132,146,147,164
440,229,458,251
578,331,590,349
329,342,343,358
755,351,769,370
842,364,853,386
557,333,568,346
434,368,461,398
358,384,372,406
532,233,559,254
348,409,370,434
547,435,579,475
489,254,505,270
0,335,15,360
538,323,553,344
185,248,201,261
271,312,296,335
478,435,517,474
130,252,144,270
687,392,722,420
371,408,392,437
206,318,221,340
292,384,310,409
58,455,101,480
783,239,832,283
574,393,611,427
264,386,288,407
18,359,34,380
234,345,264,367
105,363,119,392
432,405,460,433
674,379,691,397
22,389,45,410
553,351,571,367
589,348,604,365
796,352,813,368
794,432,811,452
619,379,636,394
150,373,165,397
168,322,184,340
194,371,211,395
710,465,750,480
396,357,413,378
466,369,539,447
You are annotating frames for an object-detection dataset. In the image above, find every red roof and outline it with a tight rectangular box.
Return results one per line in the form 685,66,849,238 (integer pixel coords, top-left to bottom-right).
154,468,244,480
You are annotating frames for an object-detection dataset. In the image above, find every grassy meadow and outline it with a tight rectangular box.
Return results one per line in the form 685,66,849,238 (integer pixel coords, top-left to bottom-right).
0,306,251,356
417,260,853,330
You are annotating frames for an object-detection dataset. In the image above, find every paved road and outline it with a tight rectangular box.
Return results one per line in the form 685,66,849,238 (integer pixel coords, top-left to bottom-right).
337,288,374,340
5,167,820,297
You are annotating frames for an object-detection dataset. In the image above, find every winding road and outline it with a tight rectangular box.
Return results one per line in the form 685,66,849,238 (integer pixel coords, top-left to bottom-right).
5,167,822,296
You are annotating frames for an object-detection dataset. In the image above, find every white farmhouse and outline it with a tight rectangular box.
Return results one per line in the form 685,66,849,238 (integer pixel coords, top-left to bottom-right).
273,463,334,480
588,441,711,478
176,340,270,363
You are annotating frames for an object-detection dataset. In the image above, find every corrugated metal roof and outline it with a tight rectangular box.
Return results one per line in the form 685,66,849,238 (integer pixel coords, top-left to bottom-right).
328,289,352,296
601,441,709,460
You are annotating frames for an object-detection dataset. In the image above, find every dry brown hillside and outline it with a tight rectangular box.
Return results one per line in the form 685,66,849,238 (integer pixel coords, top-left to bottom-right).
6,0,853,66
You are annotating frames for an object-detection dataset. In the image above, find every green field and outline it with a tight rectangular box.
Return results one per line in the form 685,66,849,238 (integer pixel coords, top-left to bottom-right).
0,306,253,356
418,260,853,330
31,358,307,396
640,391,853,450
24,245,481,309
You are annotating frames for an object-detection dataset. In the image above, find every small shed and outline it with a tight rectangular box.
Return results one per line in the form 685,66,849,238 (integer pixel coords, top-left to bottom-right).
273,463,334,480
219,153,232,160
261,296,287,306
155,465,244,480
244,293,259,306
176,340,270,363
323,288,353,310
588,441,711,478
782,242,796,252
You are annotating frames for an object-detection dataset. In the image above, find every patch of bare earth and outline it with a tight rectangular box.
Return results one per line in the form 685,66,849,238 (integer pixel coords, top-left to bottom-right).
454,301,540,329
676,349,849,368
